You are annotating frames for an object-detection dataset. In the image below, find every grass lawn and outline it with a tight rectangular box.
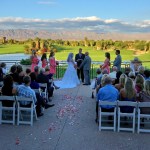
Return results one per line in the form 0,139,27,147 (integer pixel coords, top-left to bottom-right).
0,44,150,68
0,44,25,54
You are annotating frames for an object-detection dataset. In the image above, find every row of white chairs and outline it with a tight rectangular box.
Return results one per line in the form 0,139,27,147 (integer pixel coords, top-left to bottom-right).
99,100,150,133
0,96,37,126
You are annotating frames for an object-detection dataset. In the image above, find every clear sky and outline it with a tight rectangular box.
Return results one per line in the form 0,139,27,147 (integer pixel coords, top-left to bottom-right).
0,0,150,33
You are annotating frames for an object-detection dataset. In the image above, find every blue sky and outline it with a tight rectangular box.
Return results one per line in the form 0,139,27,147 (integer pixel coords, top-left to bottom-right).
0,0,150,33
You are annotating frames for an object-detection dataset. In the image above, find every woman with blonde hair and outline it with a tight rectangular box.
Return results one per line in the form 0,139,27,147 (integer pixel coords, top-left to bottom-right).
135,74,145,94
115,73,127,91
138,80,150,114
120,77,137,113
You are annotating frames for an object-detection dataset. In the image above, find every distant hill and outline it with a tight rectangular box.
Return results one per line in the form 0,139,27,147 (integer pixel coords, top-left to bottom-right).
0,29,150,41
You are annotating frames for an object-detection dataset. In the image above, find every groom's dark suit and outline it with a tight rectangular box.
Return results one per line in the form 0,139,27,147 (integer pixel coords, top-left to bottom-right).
75,53,85,82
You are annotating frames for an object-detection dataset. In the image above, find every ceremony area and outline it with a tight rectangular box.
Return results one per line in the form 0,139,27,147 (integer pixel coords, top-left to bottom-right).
1,84,150,150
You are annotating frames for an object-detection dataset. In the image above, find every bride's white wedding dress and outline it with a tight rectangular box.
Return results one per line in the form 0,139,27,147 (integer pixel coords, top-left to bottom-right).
54,62,80,89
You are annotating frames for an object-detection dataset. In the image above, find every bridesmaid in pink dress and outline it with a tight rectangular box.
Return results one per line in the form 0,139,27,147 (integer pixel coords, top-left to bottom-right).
41,53,48,68
49,51,57,75
101,52,111,74
31,52,39,72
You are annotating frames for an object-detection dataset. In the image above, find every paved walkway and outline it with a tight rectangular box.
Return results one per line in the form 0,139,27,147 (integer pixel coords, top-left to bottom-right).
0,84,150,150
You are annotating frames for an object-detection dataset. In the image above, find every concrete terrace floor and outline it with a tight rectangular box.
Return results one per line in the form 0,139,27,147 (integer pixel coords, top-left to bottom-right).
0,84,150,150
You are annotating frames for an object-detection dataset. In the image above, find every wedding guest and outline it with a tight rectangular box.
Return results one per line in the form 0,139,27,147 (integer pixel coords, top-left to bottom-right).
75,48,85,82
25,68,31,76
0,62,8,75
115,73,127,91
79,52,91,85
143,69,150,80
49,51,57,75
9,65,19,84
130,57,142,74
31,52,39,72
17,65,25,84
100,52,110,74
109,66,118,83
41,53,48,68
113,50,122,71
44,66,59,89
138,80,150,114
1,75,16,106
34,66,40,77
120,77,137,113
37,68,54,100
0,67,4,83
96,76,119,123
135,74,145,94
128,71,135,82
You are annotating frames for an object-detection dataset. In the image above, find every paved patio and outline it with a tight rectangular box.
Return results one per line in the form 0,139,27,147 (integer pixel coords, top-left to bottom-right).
0,84,150,150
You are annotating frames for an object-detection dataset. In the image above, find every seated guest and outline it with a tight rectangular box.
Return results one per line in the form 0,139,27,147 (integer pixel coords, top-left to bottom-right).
109,66,118,84
109,66,117,79
25,68,31,76
9,65,19,85
120,77,137,113
96,76,119,123
37,68,54,100
30,72,40,89
138,80,150,114
128,71,135,82
17,65,25,84
0,62,7,75
17,76,54,117
124,67,131,77
44,66,59,89
138,65,145,77
0,67,4,83
34,66,40,77
143,69,150,80
115,73,127,91
135,74,145,94
1,75,16,106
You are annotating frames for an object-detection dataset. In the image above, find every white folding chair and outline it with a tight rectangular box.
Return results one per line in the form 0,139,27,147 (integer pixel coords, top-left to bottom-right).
99,101,117,131
32,89,41,95
38,83,48,100
137,102,150,133
117,101,137,133
0,96,16,125
16,96,37,126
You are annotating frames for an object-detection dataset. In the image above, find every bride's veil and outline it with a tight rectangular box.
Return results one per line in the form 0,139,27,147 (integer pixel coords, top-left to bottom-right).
67,53,73,62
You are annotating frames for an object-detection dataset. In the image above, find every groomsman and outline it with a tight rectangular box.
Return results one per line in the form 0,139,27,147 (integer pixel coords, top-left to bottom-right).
75,48,85,82
113,49,122,71
79,52,91,85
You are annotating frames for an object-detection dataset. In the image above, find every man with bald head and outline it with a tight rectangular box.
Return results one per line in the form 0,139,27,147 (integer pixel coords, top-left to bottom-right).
79,52,91,85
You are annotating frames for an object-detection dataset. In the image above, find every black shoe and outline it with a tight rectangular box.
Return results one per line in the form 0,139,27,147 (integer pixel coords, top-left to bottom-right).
45,104,55,109
83,83,88,85
55,86,60,90
37,113,44,117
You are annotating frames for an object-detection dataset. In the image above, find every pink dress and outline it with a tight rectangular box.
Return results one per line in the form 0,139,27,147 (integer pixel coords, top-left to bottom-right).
42,59,47,68
101,58,110,73
31,56,39,72
49,57,56,74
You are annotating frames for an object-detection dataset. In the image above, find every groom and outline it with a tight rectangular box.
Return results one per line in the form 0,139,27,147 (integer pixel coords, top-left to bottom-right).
75,48,85,82
79,52,91,85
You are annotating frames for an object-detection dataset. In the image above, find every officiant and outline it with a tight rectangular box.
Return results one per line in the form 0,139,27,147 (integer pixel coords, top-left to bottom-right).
75,48,85,82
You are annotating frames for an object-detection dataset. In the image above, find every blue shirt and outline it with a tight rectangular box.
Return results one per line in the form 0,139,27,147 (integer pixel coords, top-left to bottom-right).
97,84,119,109
17,84,37,105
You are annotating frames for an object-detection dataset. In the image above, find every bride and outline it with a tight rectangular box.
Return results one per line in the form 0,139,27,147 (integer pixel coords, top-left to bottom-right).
54,53,80,89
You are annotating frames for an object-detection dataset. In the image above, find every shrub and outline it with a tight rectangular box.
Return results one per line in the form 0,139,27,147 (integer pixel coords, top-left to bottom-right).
20,58,31,65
